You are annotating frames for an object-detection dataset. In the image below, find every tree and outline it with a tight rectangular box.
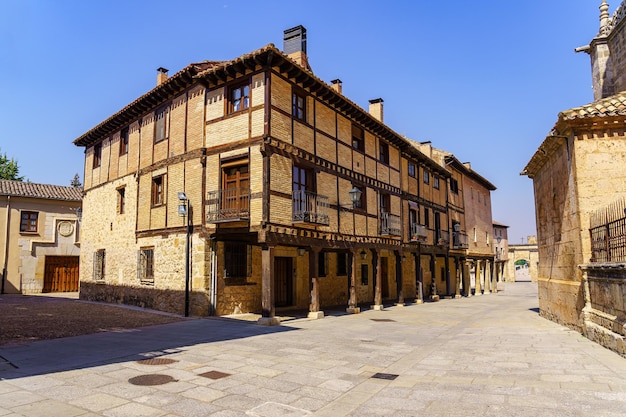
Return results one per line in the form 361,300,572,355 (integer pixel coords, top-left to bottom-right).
70,173,82,188
0,149,24,181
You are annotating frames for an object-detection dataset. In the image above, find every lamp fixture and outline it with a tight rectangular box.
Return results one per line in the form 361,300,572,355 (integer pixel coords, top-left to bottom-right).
297,247,306,256
178,192,188,217
360,250,367,260
348,186,362,208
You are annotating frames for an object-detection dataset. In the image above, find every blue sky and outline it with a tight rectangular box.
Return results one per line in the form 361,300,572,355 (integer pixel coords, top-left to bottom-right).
0,1,605,243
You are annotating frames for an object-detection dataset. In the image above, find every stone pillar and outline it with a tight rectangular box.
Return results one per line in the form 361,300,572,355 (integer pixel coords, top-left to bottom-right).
395,251,404,306
484,260,492,293
454,257,461,298
491,260,498,293
462,259,471,297
372,249,383,310
308,248,323,319
347,250,360,314
475,260,482,295
258,246,280,326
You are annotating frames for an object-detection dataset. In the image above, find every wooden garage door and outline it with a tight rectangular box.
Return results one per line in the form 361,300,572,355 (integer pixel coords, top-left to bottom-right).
44,256,80,292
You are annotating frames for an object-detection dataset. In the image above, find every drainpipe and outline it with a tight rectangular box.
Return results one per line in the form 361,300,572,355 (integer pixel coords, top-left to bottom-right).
209,238,217,316
2,195,11,294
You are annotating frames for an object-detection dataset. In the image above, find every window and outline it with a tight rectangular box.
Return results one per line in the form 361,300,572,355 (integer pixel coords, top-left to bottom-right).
117,187,126,214
152,175,165,206
352,183,366,210
224,242,249,284
379,142,389,164
222,159,250,219
318,252,328,277
138,248,154,285
473,227,477,242
408,161,416,178
423,170,430,185
229,81,250,113
486,232,490,245
293,164,314,221
336,253,348,276
120,127,129,155
155,106,169,143
450,178,459,194
424,208,430,228
379,193,390,213
352,125,364,152
409,208,418,226
292,90,306,121
20,211,38,233
93,143,102,168
94,249,105,281
433,176,440,190
361,264,369,286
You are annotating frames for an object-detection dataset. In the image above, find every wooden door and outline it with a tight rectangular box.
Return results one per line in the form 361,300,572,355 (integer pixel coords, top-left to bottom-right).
274,257,294,307
44,256,79,292
222,163,249,218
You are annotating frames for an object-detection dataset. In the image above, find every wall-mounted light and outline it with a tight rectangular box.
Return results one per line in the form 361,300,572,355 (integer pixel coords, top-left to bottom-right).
360,250,367,260
178,192,188,217
75,207,82,222
349,187,362,208
297,247,306,256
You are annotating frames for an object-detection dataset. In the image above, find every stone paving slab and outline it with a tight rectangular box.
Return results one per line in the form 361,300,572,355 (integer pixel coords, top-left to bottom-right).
1,282,626,416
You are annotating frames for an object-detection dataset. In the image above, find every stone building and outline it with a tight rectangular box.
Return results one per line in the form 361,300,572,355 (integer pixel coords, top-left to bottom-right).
0,180,82,294
74,26,496,320
523,1,626,334
493,221,509,283
506,236,538,283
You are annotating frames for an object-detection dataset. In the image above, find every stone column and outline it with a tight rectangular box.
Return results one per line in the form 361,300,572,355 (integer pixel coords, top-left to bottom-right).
395,250,404,306
475,260,482,295
346,250,360,314
462,259,471,297
258,245,280,326
308,248,324,319
372,249,383,310
454,257,461,298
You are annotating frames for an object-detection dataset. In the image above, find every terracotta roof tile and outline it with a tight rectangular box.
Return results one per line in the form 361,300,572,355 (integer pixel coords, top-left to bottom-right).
0,180,83,201
560,91,626,120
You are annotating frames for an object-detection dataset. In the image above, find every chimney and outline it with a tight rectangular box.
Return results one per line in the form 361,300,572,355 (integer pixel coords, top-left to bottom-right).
368,98,384,122
157,67,169,86
331,79,342,94
283,25,310,69
419,141,432,158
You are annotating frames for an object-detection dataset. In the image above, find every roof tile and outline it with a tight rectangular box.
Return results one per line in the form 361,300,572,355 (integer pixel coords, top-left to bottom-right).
0,180,83,201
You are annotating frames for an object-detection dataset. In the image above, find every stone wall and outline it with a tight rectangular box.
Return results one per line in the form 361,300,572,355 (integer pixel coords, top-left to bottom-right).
580,264,626,358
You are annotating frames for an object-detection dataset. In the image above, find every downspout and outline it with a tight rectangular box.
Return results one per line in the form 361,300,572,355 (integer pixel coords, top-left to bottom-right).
209,237,217,316
2,195,11,294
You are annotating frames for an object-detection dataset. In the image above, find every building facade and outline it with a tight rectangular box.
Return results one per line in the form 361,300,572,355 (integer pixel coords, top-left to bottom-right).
0,180,82,294
74,27,497,320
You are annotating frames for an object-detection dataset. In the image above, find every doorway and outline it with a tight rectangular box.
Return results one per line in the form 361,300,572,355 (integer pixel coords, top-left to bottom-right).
43,256,79,292
274,257,294,307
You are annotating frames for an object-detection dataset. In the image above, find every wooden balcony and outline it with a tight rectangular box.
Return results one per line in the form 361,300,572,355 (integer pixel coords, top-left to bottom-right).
206,188,250,223
437,229,450,247
410,222,429,243
452,231,469,249
380,212,401,236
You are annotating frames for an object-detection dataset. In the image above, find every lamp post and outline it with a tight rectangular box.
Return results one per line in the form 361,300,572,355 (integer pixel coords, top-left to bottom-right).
178,192,191,317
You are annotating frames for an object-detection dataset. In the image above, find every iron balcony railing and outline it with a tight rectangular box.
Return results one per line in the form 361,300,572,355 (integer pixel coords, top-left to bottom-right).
437,229,450,247
590,198,626,262
206,188,250,223
452,231,469,249
292,190,330,225
410,222,429,242
380,212,402,236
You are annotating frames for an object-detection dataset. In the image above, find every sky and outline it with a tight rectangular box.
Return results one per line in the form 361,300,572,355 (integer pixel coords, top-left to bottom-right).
0,0,606,244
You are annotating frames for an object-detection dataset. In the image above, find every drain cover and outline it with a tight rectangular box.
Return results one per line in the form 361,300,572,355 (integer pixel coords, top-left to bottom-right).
371,372,399,380
370,318,396,322
128,374,177,386
199,370,231,380
136,358,177,365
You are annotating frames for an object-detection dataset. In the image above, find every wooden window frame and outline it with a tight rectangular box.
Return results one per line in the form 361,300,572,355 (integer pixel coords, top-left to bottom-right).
93,143,102,168
120,127,129,155
379,142,389,165
408,161,416,178
450,178,459,194
154,105,169,143
433,176,440,190
423,169,430,185
224,242,250,285
228,80,250,114
117,186,126,214
151,175,165,207
292,89,306,121
379,192,391,214
424,207,430,228
20,211,38,233
352,125,365,152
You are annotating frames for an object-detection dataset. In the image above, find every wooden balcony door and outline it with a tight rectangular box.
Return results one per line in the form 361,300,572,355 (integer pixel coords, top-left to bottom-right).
222,160,249,218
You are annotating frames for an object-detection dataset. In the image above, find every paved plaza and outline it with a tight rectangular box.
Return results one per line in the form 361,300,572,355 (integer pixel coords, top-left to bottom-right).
1,282,626,416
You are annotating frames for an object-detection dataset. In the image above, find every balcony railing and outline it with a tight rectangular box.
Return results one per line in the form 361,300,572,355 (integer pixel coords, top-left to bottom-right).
206,188,250,223
380,212,401,236
590,198,626,262
410,223,429,242
293,190,330,225
452,231,469,249
437,229,450,246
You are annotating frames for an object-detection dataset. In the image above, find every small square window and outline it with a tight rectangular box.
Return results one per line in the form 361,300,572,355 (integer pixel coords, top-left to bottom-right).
229,81,250,113
379,142,389,164
433,177,440,189
352,125,365,152
292,90,306,121
408,161,416,178
20,211,38,233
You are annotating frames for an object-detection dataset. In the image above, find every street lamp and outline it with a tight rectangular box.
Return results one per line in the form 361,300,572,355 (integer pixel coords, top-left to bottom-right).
178,192,191,317
348,187,362,208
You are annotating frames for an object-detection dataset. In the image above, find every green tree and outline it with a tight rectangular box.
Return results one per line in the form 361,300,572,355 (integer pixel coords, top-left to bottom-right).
70,173,82,187
0,149,24,181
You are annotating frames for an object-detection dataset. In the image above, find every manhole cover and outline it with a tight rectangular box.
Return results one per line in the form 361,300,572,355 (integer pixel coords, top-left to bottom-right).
371,372,399,380
370,318,396,322
128,374,177,386
136,358,178,365
199,370,231,380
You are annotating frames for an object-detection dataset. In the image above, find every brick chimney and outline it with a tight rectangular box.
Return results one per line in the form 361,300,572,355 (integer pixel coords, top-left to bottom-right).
368,98,384,122
331,79,342,94
283,25,310,70
157,67,169,86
